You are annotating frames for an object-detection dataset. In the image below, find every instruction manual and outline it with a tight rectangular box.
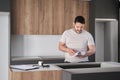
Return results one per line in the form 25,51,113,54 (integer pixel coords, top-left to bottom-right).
10,65,39,70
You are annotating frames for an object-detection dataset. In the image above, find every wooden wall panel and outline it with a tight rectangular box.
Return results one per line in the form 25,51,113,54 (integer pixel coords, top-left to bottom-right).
11,0,39,34
11,0,89,34
11,0,16,34
18,0,25,34
43,0,53,34
38,0,53,34
24,0,39,34
38,0,44,34
53,0,64,34
60,0,89,33
75,0,89,31
82,1,89,31
11,0,25,34
64,0,77,30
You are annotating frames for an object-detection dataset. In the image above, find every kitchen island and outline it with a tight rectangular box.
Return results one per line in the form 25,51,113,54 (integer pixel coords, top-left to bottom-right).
9,64,62,80
9,62,120,80
56,62,120,80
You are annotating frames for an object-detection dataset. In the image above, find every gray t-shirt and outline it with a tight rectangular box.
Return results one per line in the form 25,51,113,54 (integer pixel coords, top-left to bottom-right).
60,29,95,62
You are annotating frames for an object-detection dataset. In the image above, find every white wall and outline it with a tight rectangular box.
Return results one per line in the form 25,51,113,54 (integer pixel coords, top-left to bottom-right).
11,35,64,57
0,12,10,80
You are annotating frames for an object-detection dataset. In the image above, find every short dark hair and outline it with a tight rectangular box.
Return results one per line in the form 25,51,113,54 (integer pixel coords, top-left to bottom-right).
74,16,85,24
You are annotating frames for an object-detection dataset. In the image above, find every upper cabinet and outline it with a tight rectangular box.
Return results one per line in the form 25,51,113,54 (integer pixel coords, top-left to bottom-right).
11,0,90,35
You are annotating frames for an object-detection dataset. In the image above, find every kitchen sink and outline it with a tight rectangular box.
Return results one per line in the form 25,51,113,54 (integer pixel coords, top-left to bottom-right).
56,63,101,69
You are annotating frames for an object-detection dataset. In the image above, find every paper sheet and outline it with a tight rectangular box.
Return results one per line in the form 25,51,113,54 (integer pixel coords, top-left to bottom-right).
10,65,39,70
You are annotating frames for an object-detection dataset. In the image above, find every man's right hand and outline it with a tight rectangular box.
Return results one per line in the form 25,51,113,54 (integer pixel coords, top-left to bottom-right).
59,42,77,56
67,48,76,56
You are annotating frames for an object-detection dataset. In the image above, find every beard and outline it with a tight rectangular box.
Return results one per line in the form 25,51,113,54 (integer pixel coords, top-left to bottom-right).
75,30,82,34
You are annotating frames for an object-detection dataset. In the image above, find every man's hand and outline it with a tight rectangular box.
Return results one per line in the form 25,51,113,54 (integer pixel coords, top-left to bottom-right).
59,42,77,56
67,48,76,56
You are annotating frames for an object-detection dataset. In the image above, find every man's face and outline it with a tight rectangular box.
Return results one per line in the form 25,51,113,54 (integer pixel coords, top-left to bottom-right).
73,22,84,34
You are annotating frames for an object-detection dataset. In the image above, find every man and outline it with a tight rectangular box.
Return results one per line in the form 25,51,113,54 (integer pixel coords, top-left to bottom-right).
59,16,95,63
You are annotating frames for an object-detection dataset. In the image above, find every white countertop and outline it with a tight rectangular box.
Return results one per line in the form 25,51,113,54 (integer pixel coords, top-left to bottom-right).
10,62,120,73
10,64,62,72
60,62,120,74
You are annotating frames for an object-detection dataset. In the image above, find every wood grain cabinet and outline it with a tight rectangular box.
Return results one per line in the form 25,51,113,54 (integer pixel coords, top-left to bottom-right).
9,65,62,80
11,0,89,35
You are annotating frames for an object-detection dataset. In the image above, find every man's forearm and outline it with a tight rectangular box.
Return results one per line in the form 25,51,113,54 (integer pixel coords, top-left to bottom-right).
83,45,95,57
59,44,68,53
83,49,95,57
59,42,72,54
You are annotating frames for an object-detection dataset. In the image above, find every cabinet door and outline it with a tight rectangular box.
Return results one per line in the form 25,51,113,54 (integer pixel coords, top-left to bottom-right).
11,0,89,35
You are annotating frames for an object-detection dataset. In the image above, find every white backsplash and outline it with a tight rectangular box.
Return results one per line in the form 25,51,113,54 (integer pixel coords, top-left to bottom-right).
11,35,64,57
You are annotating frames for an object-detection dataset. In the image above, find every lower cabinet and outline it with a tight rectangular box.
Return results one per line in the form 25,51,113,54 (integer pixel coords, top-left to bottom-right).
9,67,62,80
